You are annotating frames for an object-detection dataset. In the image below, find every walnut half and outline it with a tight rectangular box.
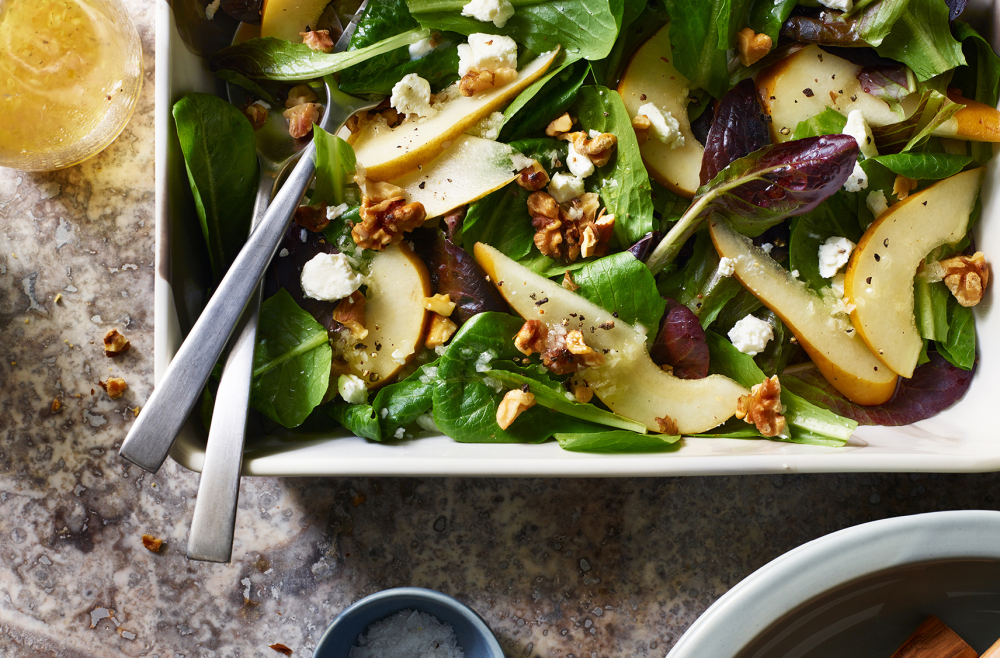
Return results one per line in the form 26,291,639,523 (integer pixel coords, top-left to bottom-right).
939,251,990,307
496,388,536,430
736,375,787,438
736,27,772,67
352,195,427,250
459,67,518,97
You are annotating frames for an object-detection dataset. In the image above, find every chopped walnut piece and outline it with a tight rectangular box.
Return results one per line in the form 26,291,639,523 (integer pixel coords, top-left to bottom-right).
269,644,294,657
562,131,617,167
300,29,334,53
103,329,130,357
293,203,329,232
893,175,918,200
359,179,406,203
285,84,318,108
423,293,456,316
580,225,599,259
141,534,163,553
99,377,128,399
425,313,458,348
51,398,62,413
333,291,367,339
515,160,550,191
562,270,580,292
514,320,548,356
352,195,427,250
496,388,536,430
459,67,518,97
736,27,772,67
631,114,651,146
530,191,611,262
736,375,787,438
571,381,593,404
939,251,989,307
564,330,605,367
283,102,321,139
243,101,268,130
546,112,575,137
527,190,559,220
655,415,679,435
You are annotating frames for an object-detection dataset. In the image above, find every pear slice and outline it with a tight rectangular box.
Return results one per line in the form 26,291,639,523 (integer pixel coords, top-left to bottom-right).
393,135,519,219
758,45,1000,143
353,49,559,182
709,217,898,405
261,0,331,42
473,242,747,433
617,23,705,198
339,243,431,389
845,167,984,378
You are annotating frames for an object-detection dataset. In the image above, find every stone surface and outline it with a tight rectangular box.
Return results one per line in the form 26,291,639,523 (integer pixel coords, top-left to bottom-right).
2,2,1000,657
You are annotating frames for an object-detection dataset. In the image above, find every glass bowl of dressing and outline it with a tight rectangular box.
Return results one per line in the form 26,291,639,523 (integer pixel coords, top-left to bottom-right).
0,0,143,171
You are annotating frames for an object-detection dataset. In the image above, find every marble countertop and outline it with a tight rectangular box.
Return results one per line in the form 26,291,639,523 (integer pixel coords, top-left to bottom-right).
2,2,1000,657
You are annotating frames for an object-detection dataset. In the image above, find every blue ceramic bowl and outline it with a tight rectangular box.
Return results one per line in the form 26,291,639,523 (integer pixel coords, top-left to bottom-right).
314,587,504,658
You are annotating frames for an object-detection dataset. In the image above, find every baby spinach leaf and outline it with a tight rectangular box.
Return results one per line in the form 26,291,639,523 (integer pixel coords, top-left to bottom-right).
952,21,1000,163
788,194,863,293
215,69,278,105
407,0,621,61
251,289,332,428
574,85,655,244
339,0,461,95
752,309,796,377
330,362,440,440
590,0,666,87
499,55,588,142
913,277,950,342
938,296,977,370
485,369,648,433
573,252,666,331
555,430,680,452
868,0,966,81
791,107,848,140
870,153,973,180
749,0,798,41
657,231,742,327
329,403,382,441
462,184,535,261
854,0,909,48
172,93,259,281
209,28,430,80
662,0,752,98
311,127,357,206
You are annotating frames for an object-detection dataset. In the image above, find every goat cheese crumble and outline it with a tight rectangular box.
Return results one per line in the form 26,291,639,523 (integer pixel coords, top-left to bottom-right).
636,103,685,148
338,374,367,405
461,0,515,27
843,110,878,159
866,190,888,218
326,202,349,221
844,162,868,192
457,33,518,76
717,257,736,277
818,236,856,278
566,143,596,178
300,253,362,302
547,172,586,203
818,0,853,13
390,74,436,118
204,0,221,20
408,37,436,60
728,315,774,356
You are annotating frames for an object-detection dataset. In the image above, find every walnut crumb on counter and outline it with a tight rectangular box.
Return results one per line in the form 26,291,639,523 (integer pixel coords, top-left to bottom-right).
141,534,163,552
103,329,130,357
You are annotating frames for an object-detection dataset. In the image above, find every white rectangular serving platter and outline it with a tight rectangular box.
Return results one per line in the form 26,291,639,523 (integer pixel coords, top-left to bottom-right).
156,0,1000,476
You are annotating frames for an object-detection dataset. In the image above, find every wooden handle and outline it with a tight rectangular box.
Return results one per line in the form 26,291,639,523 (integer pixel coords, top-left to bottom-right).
890,616,978,658
980,636,1000,658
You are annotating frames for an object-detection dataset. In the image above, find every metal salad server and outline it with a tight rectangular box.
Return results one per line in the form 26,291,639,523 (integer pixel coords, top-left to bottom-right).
119,4,376,482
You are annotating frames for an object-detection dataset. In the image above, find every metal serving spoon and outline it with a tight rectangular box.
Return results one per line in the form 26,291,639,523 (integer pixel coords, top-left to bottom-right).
119,10,376,482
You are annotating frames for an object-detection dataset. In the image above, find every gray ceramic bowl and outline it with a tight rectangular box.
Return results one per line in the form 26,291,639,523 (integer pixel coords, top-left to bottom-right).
667,510,1000,658
314,587,504,658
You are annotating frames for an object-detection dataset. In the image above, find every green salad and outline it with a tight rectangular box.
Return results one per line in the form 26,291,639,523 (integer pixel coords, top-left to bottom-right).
174,0,995,452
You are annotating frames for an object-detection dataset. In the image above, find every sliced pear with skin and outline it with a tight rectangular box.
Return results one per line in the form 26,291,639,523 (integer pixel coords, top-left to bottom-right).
261,0,331,43
353,48,559,182
339,243,431,389
709,217,898,405
392,135,519,218
758,45,1000,144
845,167,984,379
473,242,748,434
617,23,704,198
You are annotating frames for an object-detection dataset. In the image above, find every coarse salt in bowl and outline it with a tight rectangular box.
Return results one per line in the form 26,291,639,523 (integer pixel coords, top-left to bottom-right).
313,587,504,658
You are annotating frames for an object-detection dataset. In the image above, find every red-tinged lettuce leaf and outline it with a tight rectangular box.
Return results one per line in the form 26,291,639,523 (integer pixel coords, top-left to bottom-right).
265,223,342,333
702,134,860,236
627,231,663,263
946,0,968,22
781,353,976,425
700,78,771,186
412,228,508,326
649,299,709,379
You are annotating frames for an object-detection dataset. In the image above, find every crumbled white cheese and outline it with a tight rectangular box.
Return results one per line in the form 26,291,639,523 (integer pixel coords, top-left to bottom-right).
252,99,271,111
326,202,349,221
416,412,439,432
461,0,515,28
843,110,877,159
278,248,289,258
818,236,856,278
588,129,602,139
761,243,774,254
636,103,685,149
390,73,437,118
337,374,367,405
547,172,585,203
844,161,868,192
300,253,363,301
391,340,415,365
866,190,888,218
818,0,853,13
457,33,518,76
393,427,406,439
831,272,846,298
728,315,774,356
408,37,437,60
717,257,736,277
466,111,505,140
204,0,221,20
510,151,534,171
566,142,595,178
791,269,800,278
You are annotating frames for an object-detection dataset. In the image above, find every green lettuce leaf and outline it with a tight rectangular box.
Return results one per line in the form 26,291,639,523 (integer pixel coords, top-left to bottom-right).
499,55,588,142
555,430,680,452
662,0,751,98
937,296,977,369
657,231,743,328
788,194,864,293
573,251,667,331
791,107,847,140
748,0,798,41
311,127,357,206
329,362,439,440
868,0,966,81
870,152,973,179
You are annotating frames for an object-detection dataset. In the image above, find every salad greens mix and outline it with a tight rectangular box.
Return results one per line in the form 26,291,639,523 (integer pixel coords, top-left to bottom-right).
175,0,995,452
